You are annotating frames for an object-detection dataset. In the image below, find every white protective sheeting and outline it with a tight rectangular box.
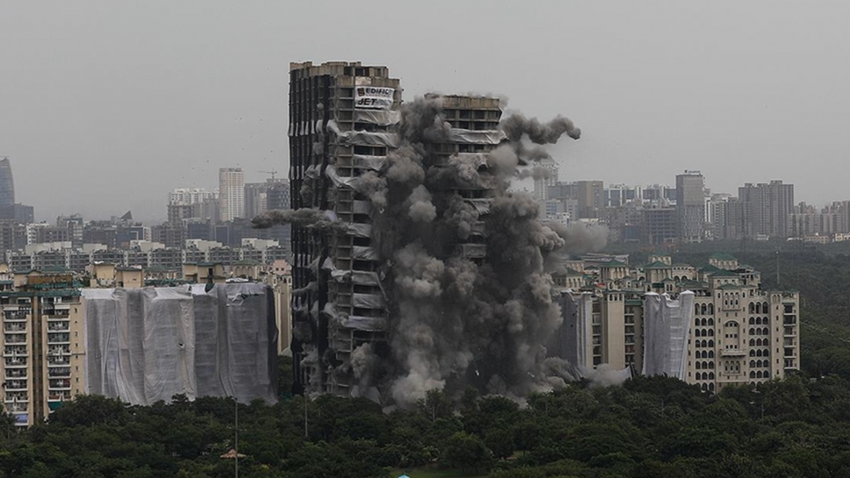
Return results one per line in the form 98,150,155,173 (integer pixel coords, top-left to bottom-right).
352,293,386,309
352,155,387,171
83,284,277,405
351,246,379,261
642,291,694,380
447,128,507,145
325,165,356,189
346,223,372,238
346,315,386,332
550,292,592,368
352,109,400,125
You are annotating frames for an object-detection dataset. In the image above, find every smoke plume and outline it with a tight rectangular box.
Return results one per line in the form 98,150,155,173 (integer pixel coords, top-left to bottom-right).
270,94,605,407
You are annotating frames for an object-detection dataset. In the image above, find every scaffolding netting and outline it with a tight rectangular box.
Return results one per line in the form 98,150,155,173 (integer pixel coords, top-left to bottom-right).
642,291,694,380
82,283,277,405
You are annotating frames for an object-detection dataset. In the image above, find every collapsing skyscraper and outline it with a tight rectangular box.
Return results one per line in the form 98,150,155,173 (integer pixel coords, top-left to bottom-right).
279,61,585,405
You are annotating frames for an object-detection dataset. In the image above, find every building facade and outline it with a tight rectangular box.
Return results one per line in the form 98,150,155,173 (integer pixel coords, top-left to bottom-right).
1,269,85,426
218,168,245,222
554,252,800,393
676,171,705,243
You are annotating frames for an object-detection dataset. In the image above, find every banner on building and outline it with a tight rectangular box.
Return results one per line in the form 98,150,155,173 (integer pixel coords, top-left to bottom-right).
354,86,394,109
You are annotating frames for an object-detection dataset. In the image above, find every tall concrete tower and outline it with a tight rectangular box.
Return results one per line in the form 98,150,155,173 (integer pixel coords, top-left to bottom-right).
0,157,15,207
218,168,245,222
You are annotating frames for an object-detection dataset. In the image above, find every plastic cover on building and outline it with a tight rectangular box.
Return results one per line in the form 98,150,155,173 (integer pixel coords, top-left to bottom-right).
642,291,694,380
82,283,277,405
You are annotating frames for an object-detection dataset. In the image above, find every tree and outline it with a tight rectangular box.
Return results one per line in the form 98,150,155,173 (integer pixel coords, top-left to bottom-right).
439,431,493,473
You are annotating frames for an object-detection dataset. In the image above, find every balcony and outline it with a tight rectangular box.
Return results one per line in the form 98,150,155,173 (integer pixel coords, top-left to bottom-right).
3,347,27,357
48,379,71,390
5,393,28,403
3,312,27,322
48,346,70,356
47,368,70,378
46,312,70,320
5,403,27,413
47,356,69,366
5,370,27,380
5,381,27,392
47,322,69,332
4,334,26,345
47,333,70,345
721,348,746,357
3,324,26,333
48,392,71,401
5,358,27,368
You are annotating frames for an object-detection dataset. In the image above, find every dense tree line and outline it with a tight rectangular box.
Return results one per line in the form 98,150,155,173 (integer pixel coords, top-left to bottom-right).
3,374,850,477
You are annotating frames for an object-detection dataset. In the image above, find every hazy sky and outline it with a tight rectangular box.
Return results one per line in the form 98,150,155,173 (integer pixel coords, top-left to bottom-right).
2,2,849,222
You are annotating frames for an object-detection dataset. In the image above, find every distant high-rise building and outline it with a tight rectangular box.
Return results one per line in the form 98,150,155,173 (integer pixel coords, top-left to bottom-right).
266,179,291,211
737,181,795,239
577,180,604,218
218,168,245,222
168,188,216,206
244,182,269,219
676,171,706,243
533,158,559,202
0,157,14,207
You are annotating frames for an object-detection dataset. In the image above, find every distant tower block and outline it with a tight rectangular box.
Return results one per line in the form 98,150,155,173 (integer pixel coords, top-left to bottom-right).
0,157,15,207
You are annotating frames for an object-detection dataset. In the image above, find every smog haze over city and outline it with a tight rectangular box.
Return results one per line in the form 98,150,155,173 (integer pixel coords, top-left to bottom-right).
2,1,850,222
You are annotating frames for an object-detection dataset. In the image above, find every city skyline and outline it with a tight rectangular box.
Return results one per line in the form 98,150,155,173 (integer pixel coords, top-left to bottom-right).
4,2,850,221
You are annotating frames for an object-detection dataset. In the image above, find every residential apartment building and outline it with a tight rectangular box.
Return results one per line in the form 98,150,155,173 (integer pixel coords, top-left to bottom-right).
676,171,705,243
218,168,245,222
0,269,85,426
555,252,800,393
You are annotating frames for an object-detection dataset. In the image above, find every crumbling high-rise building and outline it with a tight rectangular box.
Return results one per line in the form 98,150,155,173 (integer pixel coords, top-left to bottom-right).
278,61,584,403
288,61,401,394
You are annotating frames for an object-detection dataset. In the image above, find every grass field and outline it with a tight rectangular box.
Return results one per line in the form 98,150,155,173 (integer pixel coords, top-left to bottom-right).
390,467,487,478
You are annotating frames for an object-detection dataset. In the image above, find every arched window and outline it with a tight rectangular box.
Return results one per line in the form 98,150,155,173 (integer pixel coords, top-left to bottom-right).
755,317,761,325
764,317,770,325
749,328,756,336
708,350,715,359
764,370,770,378
695,304,701,315
709,382,715,392
708,340,714,348
763,302,769,313
749,339,756,346
695,318,701,326
702,318,708,327
708,304,714,314
750,360,756,367
750,350,756,357
696,361,702,370
702,304,708,315
749,317,755,325
749,371,756,379
708,318,714,326
749,303,755,313
709,329,715,336
756,303,761,314
756,349,762,357
756,371,763,379
708,361,714,369
708,372,715,380
701,383,708,391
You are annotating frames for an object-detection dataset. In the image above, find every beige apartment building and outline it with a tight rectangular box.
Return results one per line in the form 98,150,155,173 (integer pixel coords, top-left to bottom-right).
557,252,800,392
1,268,85,426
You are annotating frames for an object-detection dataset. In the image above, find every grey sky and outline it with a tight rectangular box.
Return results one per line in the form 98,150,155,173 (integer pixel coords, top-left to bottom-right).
2,1,849,222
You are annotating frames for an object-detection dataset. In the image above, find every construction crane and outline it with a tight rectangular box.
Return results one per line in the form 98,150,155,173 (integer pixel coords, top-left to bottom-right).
259,170,279,181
